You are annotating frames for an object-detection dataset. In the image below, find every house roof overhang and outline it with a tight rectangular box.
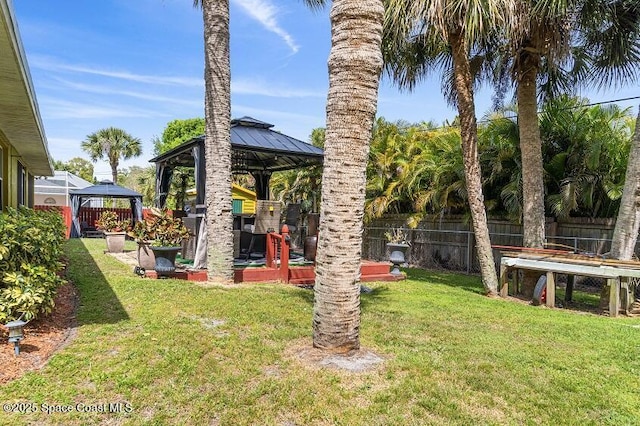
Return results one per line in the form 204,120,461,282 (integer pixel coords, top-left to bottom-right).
0,0,52,176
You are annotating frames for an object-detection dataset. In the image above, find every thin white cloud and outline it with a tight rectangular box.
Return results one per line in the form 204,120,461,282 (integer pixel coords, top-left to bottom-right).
232,0,299,53
40,98,166,120
30,55,202,87
232,78,324,98
52,78,203,108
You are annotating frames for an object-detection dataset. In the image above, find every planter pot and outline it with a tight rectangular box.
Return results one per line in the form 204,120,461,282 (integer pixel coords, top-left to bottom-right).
386,243,409,276
150,246,181,276
136,241,156,271
104,231,126,253
304,234,318,262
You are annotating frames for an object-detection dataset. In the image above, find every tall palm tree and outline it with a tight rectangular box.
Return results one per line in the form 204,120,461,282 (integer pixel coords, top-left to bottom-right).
501,0,640,250
611,108,640,260
81,127,142,184
383,0,512,295
306,0,385,351
194,0,234,281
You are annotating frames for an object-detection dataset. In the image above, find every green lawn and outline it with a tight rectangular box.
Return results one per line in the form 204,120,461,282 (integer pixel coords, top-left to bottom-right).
1,238,639,425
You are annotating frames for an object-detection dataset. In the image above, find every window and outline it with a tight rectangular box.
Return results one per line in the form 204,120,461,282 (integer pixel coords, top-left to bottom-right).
17,162,26,206
0,147,3,209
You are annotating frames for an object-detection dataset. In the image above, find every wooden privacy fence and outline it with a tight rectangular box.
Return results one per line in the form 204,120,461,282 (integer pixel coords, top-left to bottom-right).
34,205,72,239
34,206,156,239
364,215,639,275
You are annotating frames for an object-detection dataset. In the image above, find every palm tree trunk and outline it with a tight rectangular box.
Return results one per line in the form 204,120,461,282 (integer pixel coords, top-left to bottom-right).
516,62,546,249
202,0,234,281
111,165,118,185
313,0,384,352
448,31,498,295
610,107,640,260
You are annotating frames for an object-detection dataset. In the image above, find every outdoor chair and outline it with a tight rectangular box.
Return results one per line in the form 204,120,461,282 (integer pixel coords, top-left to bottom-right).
81,221,102,238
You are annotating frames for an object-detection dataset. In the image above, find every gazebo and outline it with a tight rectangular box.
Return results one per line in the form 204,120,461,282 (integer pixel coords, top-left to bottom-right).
149,117,324,269
149,117,324,208
69,181,143,238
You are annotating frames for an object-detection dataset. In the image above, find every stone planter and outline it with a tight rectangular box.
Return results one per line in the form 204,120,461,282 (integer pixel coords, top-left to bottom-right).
386,242,409,276
104,231,126,253
150,246,181,277
136,241,156,271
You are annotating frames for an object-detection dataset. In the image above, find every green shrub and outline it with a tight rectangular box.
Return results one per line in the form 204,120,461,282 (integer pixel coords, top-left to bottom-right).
0,207,66,322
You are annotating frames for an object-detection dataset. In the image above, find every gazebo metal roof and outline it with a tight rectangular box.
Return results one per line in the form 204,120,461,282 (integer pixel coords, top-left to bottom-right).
69,180,143,198
149,117,324,173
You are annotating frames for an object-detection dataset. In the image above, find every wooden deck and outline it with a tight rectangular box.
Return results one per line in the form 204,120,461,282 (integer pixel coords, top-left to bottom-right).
144,226,405,284
144,260,403,284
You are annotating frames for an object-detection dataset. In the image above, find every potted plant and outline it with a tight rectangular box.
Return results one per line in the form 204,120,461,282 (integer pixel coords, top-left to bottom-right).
385,227,410,276
147,208,191,276
127,219,156,272
95,211,130,253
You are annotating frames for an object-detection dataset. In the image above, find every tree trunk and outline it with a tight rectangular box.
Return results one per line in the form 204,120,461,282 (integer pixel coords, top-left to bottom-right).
516,54,546,298
111,164,118,185
202,0,234,281
610,107,640,260
313,0,384,352
516,62,545,249
607,108,640,311
448,31,498,295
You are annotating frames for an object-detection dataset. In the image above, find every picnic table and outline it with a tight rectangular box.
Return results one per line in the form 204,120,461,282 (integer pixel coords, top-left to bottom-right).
499,251,640,317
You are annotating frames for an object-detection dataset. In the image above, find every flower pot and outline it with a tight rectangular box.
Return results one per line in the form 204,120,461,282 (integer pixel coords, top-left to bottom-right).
104,231,126,253
150,246,181,276
386,242,409,275
136,241,156,270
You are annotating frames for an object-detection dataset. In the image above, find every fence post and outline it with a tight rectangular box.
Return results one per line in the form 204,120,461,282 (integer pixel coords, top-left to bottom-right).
280,225,290,283
466,232,472,274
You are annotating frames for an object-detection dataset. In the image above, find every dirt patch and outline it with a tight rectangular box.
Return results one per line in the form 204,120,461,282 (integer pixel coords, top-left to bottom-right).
286,340,385,373
0,282,78,384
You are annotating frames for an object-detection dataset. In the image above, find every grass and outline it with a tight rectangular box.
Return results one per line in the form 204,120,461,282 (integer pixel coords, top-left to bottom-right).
1,239,639,425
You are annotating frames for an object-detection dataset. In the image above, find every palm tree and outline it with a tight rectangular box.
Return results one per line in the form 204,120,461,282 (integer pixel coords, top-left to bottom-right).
383,0,512,295
611,108,640,260
81,127,142,184
501,0,640,250
305,0,385,351
194,0,234,281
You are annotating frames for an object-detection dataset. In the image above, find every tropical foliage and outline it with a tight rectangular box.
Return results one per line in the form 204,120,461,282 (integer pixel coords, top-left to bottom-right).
118,165,156,207
0,208,66,322
152,118,205,155
95,210,130,233
139,208,191,247
270,128,324,214
53,157,95,183
273,100,635,227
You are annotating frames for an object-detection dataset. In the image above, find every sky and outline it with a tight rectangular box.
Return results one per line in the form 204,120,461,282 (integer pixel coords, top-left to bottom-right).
12,0,640,181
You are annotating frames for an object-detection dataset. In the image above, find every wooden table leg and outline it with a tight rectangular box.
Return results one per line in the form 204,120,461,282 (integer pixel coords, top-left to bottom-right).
546,271,555,308
609,277,620,317
499,264,509,297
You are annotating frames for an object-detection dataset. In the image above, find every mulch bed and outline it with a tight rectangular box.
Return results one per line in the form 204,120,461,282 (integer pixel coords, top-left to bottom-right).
0,282,78,384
